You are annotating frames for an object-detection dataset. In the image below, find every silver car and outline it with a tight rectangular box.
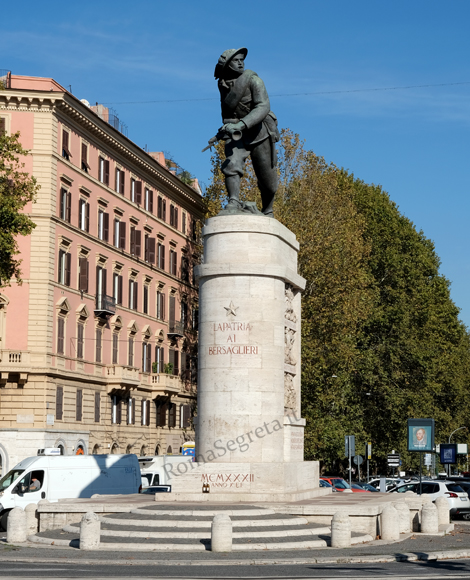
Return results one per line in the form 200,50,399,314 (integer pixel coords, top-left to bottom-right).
388,480,470,518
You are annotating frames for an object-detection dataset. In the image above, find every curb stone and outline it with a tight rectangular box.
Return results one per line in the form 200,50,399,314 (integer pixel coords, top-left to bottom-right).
0,547,470,565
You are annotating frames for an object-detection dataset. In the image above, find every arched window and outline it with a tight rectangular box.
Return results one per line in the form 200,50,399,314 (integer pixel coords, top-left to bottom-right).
126,444,133,454
140,445,146,456
111,443,119,454
92,444,100,455
167,445,172,455
155,444,161,456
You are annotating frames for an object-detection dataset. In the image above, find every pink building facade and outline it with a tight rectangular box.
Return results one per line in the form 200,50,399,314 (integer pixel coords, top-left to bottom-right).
0,74,204,474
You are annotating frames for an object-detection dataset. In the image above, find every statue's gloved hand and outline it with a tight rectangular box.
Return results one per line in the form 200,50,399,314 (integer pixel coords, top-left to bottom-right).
223,121,245,137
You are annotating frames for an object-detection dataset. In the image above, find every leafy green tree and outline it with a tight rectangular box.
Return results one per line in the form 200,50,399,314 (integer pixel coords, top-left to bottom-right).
0,131,39,286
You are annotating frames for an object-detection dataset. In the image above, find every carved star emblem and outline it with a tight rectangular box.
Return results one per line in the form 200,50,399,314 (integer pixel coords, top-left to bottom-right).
224,301,239,317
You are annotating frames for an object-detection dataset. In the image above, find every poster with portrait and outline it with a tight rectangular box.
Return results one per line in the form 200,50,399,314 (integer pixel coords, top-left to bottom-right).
407,418,434,452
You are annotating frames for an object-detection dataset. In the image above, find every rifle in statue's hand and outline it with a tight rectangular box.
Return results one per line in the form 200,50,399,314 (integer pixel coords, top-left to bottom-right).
201,127,242,152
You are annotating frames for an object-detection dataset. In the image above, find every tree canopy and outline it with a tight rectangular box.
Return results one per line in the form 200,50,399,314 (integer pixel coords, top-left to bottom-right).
204,129,470,474
0,130,38,287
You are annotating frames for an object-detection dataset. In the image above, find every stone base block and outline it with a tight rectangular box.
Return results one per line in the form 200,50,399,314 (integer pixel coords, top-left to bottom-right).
158,460,321,502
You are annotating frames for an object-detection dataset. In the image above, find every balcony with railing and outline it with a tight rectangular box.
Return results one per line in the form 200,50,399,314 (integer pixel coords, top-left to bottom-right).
167,320,184,338
150,372,181,394
105,364,140,390
0,350,30,385
95,294,116,318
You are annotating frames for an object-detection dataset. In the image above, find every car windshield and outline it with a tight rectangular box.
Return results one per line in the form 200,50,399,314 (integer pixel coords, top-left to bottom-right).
332,479,351,489
0,469,24,492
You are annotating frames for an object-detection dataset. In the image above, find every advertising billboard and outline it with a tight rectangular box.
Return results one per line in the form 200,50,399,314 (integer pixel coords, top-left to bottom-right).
407,418,435,452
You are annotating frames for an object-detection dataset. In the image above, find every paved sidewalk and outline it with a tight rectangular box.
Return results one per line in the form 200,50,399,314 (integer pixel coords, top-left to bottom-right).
1,523,470,566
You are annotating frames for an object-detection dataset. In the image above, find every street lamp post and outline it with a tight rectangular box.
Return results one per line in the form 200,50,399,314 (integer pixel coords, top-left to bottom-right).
448,426,467,477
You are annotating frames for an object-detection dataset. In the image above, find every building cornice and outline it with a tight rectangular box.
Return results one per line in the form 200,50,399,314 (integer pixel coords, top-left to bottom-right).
0,89,205,219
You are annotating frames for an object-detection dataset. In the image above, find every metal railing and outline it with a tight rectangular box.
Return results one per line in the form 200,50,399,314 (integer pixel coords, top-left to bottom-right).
95,294,116,316
168,320,184,336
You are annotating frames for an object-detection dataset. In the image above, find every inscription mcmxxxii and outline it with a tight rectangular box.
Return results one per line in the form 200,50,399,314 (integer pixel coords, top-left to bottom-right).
201,473,254,488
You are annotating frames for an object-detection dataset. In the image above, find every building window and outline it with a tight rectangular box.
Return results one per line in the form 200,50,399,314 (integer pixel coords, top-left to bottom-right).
60,188,71,222
181,256,189,282
155,345,164,373
130,227,141,257
113,273,123,305
57,317,65,354
96,265,107,299
77,322,84,359
156,398,167,427
98,210,109,241
170,205,178,229
192,219,197,241
62,129,71,160
144,235,156,264
144,188,153,212
76,389,83,422
127,397,135,425
192,308,199,331
157,196,166,221
169,348,179,376
81,143,90,172
180,404,191,428
157,243,165,270
115,167,125,195
128,279,138,310
128,337,134,366
79,199,90,232
181,301,188,329
78,256,89,293
58,250,71,286
112,395,122,424
143,285,149,315
99,157,110,185
156,291,165,320
170,249,177,276
0,117,6,135
182,212,186,235
168,402,176,428
94,392,100,423
141,399,150,426
114,219,126,250
112,332,119,364
130,179,142,204
142,342,151,373
95,327,102,363
56,386,64,421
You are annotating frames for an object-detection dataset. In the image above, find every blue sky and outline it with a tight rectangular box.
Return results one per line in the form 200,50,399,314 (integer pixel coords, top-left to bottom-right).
2,1,469,326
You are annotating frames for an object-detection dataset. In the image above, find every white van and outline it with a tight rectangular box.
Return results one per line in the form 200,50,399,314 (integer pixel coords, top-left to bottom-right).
0,453,140,530
139,455,194,488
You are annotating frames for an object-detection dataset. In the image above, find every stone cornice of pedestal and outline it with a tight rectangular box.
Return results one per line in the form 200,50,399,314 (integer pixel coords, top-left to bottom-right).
195,263,306,291
203,215,300,251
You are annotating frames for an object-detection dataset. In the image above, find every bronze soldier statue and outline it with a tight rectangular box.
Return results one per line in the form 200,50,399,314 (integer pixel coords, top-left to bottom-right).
210,47,280,217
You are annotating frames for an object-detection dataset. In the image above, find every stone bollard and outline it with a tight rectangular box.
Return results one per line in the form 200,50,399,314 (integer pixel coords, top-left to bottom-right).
393,501,411,534
80,512,101,550
7,507,27,543
435,496,450,526
24,504,38,536
421,502,439,534
381,504,399,541
211,514,232,552
330,512,351,548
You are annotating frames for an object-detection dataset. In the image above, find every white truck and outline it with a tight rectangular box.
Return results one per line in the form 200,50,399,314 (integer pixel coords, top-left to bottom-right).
0,452,140,530
139,455,194,488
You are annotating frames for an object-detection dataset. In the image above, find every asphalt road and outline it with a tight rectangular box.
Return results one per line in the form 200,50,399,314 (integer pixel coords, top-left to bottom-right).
3,559,470,579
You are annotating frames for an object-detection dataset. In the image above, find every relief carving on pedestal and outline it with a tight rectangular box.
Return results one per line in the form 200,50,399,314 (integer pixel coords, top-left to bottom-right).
284,284,297,411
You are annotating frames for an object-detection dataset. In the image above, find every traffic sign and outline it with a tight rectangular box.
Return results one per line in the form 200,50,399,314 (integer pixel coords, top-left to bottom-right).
353,455,363,465
387,453,400,466
345,435,355,458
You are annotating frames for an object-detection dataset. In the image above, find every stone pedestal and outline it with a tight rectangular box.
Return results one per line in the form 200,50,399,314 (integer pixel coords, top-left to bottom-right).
162,215,319,501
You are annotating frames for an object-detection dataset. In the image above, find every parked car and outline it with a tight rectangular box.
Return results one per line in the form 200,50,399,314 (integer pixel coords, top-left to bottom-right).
368,477,407,491
319,479,336,491
320,477,355,492
353,482,379,492
387,480,470,518
351,483,371,493
139,485,171,494
449,481,470,519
